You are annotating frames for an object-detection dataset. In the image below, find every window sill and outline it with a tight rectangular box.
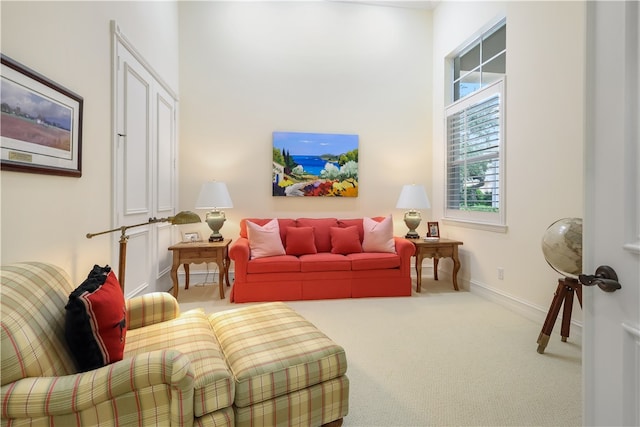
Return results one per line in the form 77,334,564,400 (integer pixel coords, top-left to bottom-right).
442,218,508,233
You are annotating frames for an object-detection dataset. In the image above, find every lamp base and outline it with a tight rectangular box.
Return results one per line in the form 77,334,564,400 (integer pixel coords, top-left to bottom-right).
205,211,226,243
403,210,422,240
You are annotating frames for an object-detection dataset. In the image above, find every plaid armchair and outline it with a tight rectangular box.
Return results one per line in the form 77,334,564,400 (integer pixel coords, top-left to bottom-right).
1,262,234,426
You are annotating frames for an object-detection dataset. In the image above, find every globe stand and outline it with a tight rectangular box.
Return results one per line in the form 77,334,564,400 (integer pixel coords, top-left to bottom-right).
536,277,582,354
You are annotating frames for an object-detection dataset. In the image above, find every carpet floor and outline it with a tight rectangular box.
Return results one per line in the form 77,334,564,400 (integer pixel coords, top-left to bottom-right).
177,277,581,427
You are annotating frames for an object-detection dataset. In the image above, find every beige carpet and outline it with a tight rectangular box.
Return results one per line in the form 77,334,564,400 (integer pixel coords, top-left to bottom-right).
178,277,581,427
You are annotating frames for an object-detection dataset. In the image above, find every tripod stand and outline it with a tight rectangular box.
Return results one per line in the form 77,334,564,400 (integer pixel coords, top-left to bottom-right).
536,277,582,354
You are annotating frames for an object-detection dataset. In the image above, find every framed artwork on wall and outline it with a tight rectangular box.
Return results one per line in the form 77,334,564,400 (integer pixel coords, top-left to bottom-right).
272,131,358,197
1,54,83,177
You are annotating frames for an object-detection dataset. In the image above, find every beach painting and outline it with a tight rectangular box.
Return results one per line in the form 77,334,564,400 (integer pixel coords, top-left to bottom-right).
273,131,358,197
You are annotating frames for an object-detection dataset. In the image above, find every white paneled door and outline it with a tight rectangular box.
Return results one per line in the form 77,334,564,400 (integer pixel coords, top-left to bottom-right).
113,25,177,297
583,2,640,425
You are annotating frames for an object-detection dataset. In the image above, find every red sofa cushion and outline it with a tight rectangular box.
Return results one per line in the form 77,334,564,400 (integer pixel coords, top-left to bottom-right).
330,226,363,254
336,219,364,241
347,252,401,270
285,226,318,256
337,217,385,241
246,255,301,274
296,218,338,252
299,253,352,272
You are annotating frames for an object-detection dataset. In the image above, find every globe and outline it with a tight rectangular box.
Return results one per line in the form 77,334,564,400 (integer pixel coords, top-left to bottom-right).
541,217,583,278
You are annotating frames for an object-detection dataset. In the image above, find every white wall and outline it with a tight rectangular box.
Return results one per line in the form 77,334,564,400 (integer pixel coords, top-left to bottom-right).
432,1,585,320
1,0,586,324
0,1,180,282
177,1,433,241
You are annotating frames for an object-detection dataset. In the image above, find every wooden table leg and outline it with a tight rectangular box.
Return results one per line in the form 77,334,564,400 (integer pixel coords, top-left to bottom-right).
415,253,424,293
451,245,460,291
183,264,190,290
218,272,224,298
224,249,231,287
433,258,439,281
216,254,225,300
170,258,180,298
215,251,225,300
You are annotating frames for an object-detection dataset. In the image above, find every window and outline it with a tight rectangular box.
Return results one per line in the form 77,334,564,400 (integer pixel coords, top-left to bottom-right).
445,22,506,230
453,22,506,101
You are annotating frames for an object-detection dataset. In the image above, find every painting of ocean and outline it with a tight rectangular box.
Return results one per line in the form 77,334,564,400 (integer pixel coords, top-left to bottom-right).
272,131,359,197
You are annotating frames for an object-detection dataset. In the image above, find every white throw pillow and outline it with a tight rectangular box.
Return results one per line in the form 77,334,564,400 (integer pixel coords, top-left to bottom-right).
362,215,396,253
246,219,286,259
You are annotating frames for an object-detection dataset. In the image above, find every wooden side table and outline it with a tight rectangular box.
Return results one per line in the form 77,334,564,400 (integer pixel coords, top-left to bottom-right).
408,238,464,292
168,239,232,299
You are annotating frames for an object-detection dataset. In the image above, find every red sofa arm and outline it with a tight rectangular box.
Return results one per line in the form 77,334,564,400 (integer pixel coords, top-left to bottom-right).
229,238,250,282
394,237,415,276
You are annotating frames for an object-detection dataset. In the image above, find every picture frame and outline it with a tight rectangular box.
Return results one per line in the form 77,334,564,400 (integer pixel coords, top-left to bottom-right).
427,221,440,238
272,131,359,197
183,231,202,243
1,54,83,177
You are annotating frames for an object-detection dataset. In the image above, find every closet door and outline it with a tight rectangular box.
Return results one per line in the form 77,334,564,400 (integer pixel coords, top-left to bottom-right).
154,84,177,292
114,35,177,297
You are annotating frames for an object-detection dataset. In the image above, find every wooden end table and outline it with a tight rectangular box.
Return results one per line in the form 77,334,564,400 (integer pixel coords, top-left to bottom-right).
168,239,232,299
408,238,463,292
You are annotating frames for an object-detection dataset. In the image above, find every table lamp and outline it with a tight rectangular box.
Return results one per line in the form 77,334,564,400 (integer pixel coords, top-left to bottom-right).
396,184,431,238
86,211,201,291
196,181,233,242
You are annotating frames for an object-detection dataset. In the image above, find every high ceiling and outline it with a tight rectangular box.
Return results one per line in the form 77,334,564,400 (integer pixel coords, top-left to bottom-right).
331,1,439,10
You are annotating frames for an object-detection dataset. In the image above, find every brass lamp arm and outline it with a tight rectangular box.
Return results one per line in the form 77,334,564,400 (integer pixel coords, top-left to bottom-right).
86,216,175,240
85,212,200,292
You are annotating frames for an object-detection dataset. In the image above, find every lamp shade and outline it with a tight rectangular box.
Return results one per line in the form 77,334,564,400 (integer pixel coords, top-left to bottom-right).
170,211,201,225
195,181,233,209
396,184,431,209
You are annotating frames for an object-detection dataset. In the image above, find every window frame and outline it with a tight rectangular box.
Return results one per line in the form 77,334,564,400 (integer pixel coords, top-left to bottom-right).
444,78,507,232
453,20,506,102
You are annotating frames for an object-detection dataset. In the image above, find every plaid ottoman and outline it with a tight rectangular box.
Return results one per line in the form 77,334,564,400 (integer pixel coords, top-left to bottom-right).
208,302,349,427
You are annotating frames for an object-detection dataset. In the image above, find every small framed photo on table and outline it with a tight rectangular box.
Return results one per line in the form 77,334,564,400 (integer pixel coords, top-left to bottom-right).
183,231,202,243
427,222,440,238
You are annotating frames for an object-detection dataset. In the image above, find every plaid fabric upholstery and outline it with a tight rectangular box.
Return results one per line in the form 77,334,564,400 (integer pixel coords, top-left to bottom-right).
208,302,348,408
234,376,349,427
1,350,194,425
126,292,181,330
125,309,235,417
193,406,235,427
1,262,233,427
1,262,77,384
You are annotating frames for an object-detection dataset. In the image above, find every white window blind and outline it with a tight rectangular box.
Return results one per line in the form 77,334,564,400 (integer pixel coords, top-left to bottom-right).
445,79,505,227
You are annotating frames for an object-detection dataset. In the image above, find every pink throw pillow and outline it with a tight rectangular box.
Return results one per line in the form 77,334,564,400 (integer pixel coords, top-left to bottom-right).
246,219,286,259
330,226,363,254
285,227,318,256
362,215,396,253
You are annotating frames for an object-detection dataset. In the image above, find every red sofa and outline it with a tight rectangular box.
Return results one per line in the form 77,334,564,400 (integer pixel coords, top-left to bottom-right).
229,217,415,302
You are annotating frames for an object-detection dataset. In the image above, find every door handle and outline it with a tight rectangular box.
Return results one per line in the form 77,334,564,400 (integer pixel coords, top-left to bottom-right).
578,265,622,292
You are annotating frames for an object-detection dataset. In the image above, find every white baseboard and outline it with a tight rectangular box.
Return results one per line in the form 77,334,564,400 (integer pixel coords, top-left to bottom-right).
465,276,582,338
126,282,148,299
